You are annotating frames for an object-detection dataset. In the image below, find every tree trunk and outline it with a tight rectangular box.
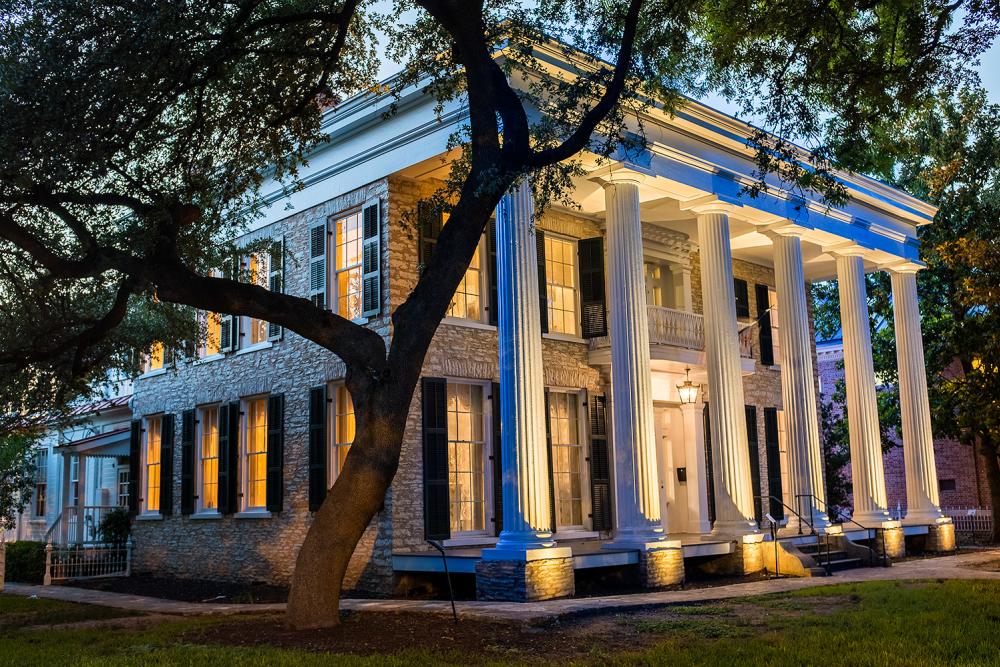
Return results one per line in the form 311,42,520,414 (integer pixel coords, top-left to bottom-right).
978,434,1000,544
285,383,411,629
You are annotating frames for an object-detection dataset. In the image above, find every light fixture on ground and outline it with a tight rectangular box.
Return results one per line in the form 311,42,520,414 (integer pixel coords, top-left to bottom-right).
677,367,699,405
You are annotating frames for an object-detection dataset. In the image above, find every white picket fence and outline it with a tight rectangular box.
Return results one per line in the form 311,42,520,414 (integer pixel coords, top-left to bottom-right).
941,507,994,534
43,539,132,584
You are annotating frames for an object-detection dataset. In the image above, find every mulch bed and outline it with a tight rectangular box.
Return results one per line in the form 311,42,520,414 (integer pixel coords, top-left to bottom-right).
67,576,289,604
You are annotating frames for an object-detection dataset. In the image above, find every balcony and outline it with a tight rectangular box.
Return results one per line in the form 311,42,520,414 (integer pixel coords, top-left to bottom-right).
589,305,756,364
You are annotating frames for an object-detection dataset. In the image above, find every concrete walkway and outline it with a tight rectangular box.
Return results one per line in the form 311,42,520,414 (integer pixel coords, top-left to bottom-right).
5,549,999,622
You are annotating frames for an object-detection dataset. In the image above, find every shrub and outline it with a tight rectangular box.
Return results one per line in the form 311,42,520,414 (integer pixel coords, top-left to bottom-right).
4,540,46,583
98,508,131,546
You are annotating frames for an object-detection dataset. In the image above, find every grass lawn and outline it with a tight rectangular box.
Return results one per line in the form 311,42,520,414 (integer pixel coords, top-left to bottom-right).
2,579,999,665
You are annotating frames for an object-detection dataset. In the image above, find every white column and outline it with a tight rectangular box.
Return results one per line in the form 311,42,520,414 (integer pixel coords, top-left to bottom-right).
836,253,890,525
680,400,713,534
890,268,945,523
603,180,666,547
487,180,559,558
771,231,829,530
697,207,758,535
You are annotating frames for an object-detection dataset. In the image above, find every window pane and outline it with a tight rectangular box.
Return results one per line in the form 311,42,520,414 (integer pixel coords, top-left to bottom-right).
331,385,355,481
447,383,486,533
545,237,577,334
245,398,268,509
145,416,161,513
548,392,584,528
201,407,219,510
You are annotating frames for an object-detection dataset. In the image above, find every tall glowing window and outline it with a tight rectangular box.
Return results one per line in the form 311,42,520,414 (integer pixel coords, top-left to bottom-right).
247,253,270,345
244,398,268,510
201,312,222,357
329,385,355,482
441,212,484,321
199,406,220,511
447,383,486,534
144,416,162,513
768,288,781,365
145,342,165,372
548,391,584,528
334,211,363,320
545,236,578,335
33,449,47,517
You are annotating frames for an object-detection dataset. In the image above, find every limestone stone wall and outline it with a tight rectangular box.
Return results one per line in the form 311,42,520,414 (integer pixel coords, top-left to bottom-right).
638,547,685,587
475,556,576,601
130,179,394,594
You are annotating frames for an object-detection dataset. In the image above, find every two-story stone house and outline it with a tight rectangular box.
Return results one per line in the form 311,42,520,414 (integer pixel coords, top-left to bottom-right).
128,41,953,601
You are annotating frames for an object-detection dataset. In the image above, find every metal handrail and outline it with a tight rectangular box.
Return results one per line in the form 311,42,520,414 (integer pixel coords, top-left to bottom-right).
753,495,817,536
808,494,889,567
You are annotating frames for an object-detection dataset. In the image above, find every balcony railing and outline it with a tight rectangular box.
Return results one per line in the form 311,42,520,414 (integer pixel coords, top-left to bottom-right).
45,505,122,546
590,305,755,359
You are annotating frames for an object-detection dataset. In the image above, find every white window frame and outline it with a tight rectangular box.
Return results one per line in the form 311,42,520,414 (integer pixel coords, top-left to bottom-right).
33,448,48,517
141,415,163,516
239,252,272,350
443,232,489,324
777,409,791,520
141,342,167,375
768,287,781,368
240,395,269,513
197,311,224,360
196,404,222,515
547,388,593,533
117,467,130,508
443,378,494,538
327,382,355,485
543,233,582,339
329,207,367,324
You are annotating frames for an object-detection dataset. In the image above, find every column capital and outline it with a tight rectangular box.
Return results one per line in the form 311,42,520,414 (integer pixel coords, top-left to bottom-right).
884,260,925,275
588,163,653,189
826,242,869,259
680,194,743,216
763,223,810,240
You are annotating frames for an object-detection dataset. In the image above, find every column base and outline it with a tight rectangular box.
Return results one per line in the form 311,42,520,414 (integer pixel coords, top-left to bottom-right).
901,508,947,525
874,520,905,561
711,519,759,539
697,533,765,577
850,508,891,527
636,543,685,588
926,519,956,553
475,547,575,602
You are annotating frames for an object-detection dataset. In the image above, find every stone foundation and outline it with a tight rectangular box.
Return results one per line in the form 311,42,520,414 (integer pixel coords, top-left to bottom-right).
926,520,956,553
698,534,765,576
637,547,685,587
875,522,905,560
475,556,575,602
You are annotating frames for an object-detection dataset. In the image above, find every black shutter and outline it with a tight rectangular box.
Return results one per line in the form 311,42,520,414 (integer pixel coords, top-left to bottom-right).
487,219,499,326
490,382,503,536
361,200,381,317
226,401,240,512
217,401,240,514
217,403,231,514
544,389,556,531
588,393,612,531
536,230,549,333
308,386,328,512
309,222,328,309
745,406,762,524
266,394,285,512
421,377,450,540
417,201,442,274
128,420,141,516
734,278,750,318
267,238,284,341
763,407,784,521
578,237,607,338
159,414,174,516
180,409,196,516
756,283,774,366
704,404,716,524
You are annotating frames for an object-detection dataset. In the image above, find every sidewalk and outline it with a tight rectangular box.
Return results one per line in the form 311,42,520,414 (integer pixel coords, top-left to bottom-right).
5,549,999,622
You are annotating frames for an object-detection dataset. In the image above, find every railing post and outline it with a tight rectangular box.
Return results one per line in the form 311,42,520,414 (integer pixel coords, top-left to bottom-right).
125,537,133,577
43,539,53,586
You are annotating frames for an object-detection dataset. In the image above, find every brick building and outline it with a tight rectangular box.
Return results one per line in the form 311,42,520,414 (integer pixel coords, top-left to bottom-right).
127,39,953,601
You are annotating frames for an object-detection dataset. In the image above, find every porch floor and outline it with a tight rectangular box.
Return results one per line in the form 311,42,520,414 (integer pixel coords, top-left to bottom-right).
392,535,734,574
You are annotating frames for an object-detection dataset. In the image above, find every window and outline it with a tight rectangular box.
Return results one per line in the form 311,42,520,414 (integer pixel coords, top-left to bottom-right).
144,342,165,373
447,382,486,534
33,449,48,516
768,288,781,365
545,235,578,335
144,415,162,513
117,467,130,508
69,455,79,507
939,479,957,492
199,406,220,511
329,385,355,483
448,242,483,320
244,397,268,510
333,211,364,320
548,391,586,528
199,312,222,358
245,252,270,345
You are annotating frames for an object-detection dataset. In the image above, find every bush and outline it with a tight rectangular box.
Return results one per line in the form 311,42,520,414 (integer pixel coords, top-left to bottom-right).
98,507,131,546
4,540,46,583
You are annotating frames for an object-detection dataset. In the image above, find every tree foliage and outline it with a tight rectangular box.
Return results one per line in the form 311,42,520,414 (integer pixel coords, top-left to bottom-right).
0,433,36,534
0,0,996,624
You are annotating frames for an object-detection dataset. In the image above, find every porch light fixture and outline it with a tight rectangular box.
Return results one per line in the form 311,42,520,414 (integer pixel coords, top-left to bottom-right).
676,367,699,405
